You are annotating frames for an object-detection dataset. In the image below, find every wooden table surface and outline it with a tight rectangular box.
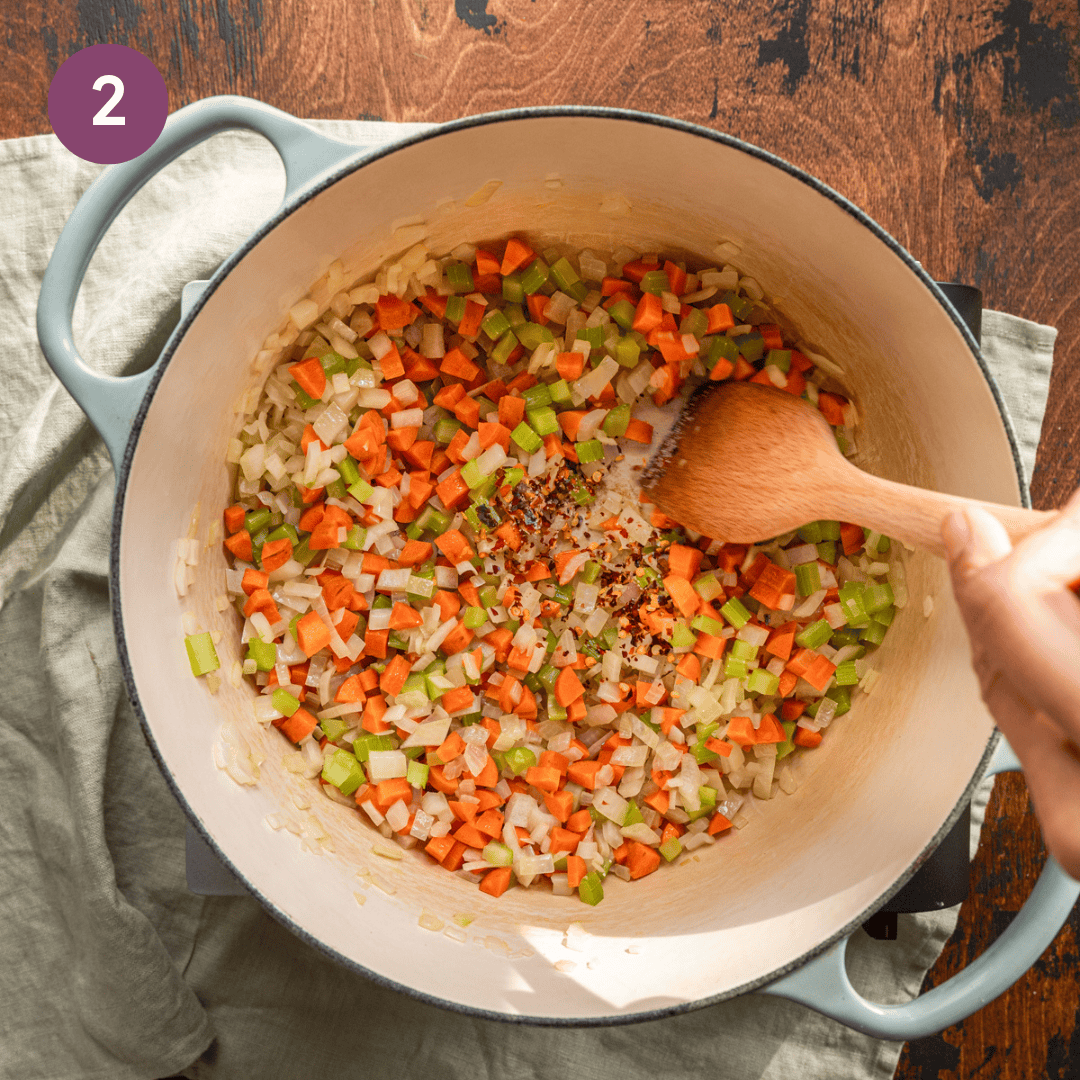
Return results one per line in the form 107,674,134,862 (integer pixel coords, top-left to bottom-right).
6,1,1080,1076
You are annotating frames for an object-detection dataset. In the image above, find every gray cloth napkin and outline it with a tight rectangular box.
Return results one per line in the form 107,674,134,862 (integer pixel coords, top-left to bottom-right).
0,120,1055,1080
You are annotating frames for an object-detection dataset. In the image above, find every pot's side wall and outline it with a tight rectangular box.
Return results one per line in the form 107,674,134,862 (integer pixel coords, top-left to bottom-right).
119,115,1006,1019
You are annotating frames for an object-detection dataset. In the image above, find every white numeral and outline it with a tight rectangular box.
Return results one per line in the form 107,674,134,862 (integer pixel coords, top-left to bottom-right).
92,74,125,126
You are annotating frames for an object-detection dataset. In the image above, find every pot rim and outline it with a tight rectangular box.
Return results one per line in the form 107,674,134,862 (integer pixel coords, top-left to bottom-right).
110,104,1021,1026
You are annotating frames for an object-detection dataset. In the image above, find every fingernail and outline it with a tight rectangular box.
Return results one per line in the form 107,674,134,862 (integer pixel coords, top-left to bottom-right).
942,510,971,561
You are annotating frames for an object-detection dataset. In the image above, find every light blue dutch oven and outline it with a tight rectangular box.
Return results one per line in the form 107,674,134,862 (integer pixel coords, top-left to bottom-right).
37,96,1078,1038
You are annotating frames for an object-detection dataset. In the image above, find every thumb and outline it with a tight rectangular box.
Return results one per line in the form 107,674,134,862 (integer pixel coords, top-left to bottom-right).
942,506,1013,577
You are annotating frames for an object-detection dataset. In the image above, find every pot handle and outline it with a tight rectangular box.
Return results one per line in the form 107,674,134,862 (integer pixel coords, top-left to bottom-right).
758,734,1079,1040
37,95,359,469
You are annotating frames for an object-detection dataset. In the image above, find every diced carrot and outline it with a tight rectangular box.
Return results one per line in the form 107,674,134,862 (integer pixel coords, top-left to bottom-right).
555,351,584,380
452,822,488,849
295,611,330,657
474,809,504,839
566,759,602,789
794,727,824,748
663,574,701,618
279,706,317,743
675,653,701,681
704,737,733,758
566,855,587,888
757,713,786,742
621,258,658,283
565,808,593,833
544,790,574,823
223,504,246,533
435,470,469,510
241,568,269,596
441,620,475,655
289,357,326,399
376,294,419,331
386,426,419,453
479,866,512,897
623,418,653,443
397,539,434,568
643,788,669,815
224,529,253,561
478,422,512,452
430,590,460,623
840,522,865,556
524,765,561,793
424,835,455,863
548,827,581,855
378,342,405,380
555,410,586,442
363,629,388,661
626,841,661,880
441,346,481,381
781,698,807,721
260,538,293,572
379,654,411,697
435,529,475,563
817,391,848,427
496,392,525,429
374,777,412,813
387,602,421,631
554,667,585,707
632,292,664,334
472,753,499,787
454,394,481,429
667,543,703,580
526,292,550,325
440,686,476,715
501,237,536,276
708,813,733,835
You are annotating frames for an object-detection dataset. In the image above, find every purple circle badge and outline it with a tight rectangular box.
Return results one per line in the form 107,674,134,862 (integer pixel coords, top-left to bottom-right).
48,45,168,165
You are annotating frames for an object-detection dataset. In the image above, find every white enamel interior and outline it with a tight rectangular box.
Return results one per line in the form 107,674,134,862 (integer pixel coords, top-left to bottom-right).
118,115,1013,1020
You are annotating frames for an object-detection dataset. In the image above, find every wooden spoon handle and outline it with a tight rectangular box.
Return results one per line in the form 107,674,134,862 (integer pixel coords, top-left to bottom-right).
823,473,1057,559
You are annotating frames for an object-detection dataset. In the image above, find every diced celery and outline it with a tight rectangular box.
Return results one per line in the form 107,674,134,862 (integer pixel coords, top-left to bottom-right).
603,404,631,437
692,741,719,765
730,638,758,661
721,290,754,321
872,604,896,627
347,477,375,503
407,759,429,788
342,525,367,551
747,668,780,696
325,477,347,500
322,748,365,796
516,323,555,350
185,632,220,676
640,269,670,296
353,732,394,763
734,331,765,363
834,660,859,686
338,456,361,487
582,561,601,585
825,684,852,714
266,523,299,545
798,520,824,544
444,295,466,324
795,618,832,649
862,581,895,614
577,325,603,351
794,561,821,597
461,459,485,490
615,336,641,368
417,506,452,534
658,836,683,862
292,382,317,409
860,621,888,645
272,688,300,716
245,508,271,534
491,329,519,365
522,382,553,409
446,263,475,293
552,583,574,606
484,841,515,867
703,334,739,370
511,422,542,453
608,298,636,330
503,466,525,489
578,871,604,906
720,597,751,629
548,378,572,405
575,439,604,464
765,349,792,372
520,259,550,294
818,520,842,541
816,540,837,565
724,656,748,679
830,628,861,649
528,406,559,437
838,582,869,625
481,308,511,340
505,746,537,776
680,307,708,339
693,571,724,602
292,538,316,566
463,605,487,630
478,585,499,608
776,720,797,761
622,800,645,827
245,636,276,672
502,274,525,304
691,614,726,638
320,716,349,743
550,257,587,300
319,351,347,376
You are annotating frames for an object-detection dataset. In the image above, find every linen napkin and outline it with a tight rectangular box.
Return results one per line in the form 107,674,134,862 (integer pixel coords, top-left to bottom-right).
0,118,1055,1080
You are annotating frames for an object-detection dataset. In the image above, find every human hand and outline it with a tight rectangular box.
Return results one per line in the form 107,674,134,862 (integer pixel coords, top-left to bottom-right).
943,488,1080,879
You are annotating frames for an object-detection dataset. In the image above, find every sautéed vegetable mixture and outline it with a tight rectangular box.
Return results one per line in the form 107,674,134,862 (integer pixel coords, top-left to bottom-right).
189,237,904,905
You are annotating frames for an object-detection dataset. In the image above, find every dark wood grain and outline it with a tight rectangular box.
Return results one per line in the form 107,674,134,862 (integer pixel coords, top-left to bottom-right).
6,2,1080,1076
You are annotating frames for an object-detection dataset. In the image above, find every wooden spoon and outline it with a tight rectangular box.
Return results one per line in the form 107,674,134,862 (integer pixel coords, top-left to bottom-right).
639,380,1055,559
